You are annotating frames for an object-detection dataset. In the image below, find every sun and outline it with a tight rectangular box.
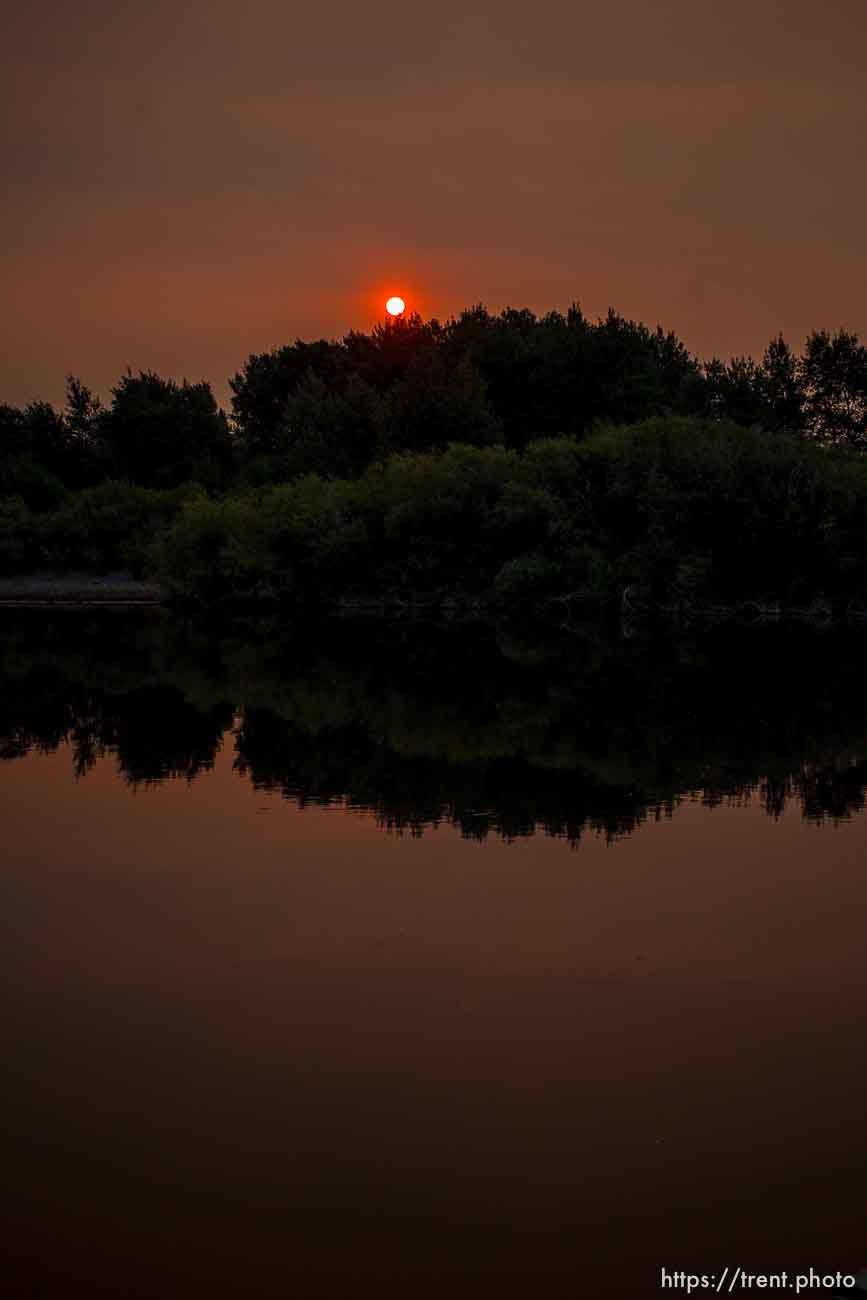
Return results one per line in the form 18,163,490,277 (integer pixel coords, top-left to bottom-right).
385,296,406,316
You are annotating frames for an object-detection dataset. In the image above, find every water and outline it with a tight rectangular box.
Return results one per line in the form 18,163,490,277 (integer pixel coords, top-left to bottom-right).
2,612,866,1298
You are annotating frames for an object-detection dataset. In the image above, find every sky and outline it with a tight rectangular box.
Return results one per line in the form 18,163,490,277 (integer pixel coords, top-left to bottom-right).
3,0,866,408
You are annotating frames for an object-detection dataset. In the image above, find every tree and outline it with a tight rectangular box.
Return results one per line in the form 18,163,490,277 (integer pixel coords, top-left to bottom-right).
760,335,804,433
229,340,347,455
799,329,867,447
441,305,549,447
343,312,439,391
440,305,700,445
64,377,102,442
380,352,502,456
0,401,68,508
702,355,769,427
63,377,105,485
584,310,686,429
277,370,384,478
102,371,232,489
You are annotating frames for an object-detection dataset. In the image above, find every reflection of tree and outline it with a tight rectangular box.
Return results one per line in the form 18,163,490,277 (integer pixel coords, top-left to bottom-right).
227,619,867,839
233,710,655,846
760,776,791,820
0,665,76,761
0,615,232,784
0,683,231,785
106,686,231,784
3,611,867,838
797,759,867,822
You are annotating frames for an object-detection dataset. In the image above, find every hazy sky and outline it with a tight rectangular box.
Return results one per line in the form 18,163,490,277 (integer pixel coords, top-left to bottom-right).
3,0,866,406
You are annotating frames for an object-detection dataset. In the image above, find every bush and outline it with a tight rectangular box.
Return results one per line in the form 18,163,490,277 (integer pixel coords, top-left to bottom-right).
154,493,263,602
157,477,371,603
256,477,371,598
494,553,564,604
12,415,862,613
580,416,867,600
0,497,37,573
39,482,196,574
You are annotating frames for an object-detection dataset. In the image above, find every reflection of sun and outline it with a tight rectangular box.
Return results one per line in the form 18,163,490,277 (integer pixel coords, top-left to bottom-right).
386,296,406,316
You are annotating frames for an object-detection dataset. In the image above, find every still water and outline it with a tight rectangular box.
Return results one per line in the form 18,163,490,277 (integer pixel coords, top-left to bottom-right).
2,613,866,1298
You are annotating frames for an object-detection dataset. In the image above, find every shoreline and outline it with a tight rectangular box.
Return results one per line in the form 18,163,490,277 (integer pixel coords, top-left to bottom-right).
0,572,162,607
1,573,865,631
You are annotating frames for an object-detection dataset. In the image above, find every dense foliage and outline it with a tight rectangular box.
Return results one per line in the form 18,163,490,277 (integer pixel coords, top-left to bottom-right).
0,482,199,576
150,420,867,609
3,304,867,607
4,308,867,506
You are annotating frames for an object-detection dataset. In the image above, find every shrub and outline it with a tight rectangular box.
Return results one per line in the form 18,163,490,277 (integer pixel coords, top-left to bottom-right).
154,493,263,602
494,553,564,604
40,481,195,575
0,497,37,573
256,477,371,598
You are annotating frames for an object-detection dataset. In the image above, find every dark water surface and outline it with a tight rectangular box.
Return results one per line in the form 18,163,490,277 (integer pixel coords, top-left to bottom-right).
2,613,866,1298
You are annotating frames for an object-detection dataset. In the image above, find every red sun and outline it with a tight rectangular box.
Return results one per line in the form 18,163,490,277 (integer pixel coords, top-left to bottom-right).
385,296,406,316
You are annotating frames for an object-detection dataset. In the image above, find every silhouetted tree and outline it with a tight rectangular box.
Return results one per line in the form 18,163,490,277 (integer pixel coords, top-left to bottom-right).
229,339,348,455
380,352,502,455
693,337,805,434
0,402,67,508
441,305,560,446
585,309,696,428
702,355,769,427
343,312,439,391
277,369,384,478
7,304,867,524
102,371,233,489
799,328,867,447
62,376,105,482
761,335,805,433
440,305,700,447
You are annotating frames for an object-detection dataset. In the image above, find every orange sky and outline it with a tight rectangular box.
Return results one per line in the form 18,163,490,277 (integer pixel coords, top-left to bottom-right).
3,0,866,407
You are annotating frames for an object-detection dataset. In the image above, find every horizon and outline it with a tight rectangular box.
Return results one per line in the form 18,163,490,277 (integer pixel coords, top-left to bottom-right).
3,298,861,413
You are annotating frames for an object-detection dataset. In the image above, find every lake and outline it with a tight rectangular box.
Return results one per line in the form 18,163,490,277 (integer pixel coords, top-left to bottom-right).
2,611,866,1298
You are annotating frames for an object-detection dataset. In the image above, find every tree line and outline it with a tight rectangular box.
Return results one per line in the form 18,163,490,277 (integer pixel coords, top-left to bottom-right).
3,306,867,507
3,304,867,611
7,412,867,612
